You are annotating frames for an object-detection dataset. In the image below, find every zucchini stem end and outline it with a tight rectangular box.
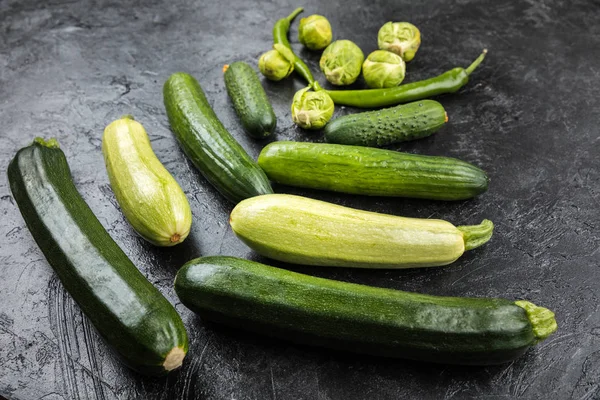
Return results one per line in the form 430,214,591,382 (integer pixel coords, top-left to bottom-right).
515,300,558,344
457,219,494,251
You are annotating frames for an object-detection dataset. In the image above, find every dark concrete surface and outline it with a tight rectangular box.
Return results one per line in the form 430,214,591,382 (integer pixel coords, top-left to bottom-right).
1,0,599,398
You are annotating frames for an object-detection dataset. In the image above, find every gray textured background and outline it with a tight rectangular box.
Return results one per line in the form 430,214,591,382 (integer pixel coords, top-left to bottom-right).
1,0,599,399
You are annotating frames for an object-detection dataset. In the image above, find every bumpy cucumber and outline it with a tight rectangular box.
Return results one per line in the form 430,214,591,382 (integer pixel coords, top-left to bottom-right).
223,62,277,138
163,72,273,203
102,116,192,246
230,194,494,269
8,138,188,375
175,256,557,365
324,100,447,147
258,142,488,200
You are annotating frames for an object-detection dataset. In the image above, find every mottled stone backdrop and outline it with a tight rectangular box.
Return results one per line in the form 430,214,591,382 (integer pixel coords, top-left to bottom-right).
0,0,599,399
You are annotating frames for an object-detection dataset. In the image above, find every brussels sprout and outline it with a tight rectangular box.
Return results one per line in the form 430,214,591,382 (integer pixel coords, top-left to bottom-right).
362,50,406,88
377,22,421,62
298,15,333,51
258,44,295,81
319,40,364,86
291,86,334,130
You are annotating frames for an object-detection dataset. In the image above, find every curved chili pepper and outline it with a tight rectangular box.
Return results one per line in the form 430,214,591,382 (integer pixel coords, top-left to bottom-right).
324,49,488,108
273,7,316,87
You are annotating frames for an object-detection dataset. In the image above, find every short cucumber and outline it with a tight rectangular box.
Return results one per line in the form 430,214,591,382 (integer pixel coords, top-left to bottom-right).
324,100,447,147
230,194,494,269
163,72,273,203
258,142,488,200
8,139,188,375
102,116,192,246
174,256,557,365
223,62,277,138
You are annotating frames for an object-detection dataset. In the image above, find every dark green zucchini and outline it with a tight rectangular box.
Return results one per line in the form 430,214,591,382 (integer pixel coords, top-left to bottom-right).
223,62,276,138
324,100,447,147
174,256,557,365
163,72,273,203
7,138,188,376
258,142,488,200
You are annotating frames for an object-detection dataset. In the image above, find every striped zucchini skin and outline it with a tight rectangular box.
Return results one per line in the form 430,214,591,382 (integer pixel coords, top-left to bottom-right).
163,72,273,203
258,142,488,200
174,256,555,365
8,139,188,375
324,100,447,147
229,194,492,269
224,61,277,138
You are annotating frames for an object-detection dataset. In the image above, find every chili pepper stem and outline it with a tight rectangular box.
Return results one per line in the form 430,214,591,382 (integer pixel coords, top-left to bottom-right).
465,49,488,75
457,219,494,251
285,7,304,23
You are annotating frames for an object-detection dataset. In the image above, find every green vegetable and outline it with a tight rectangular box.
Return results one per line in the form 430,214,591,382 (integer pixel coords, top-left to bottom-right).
223,61,277,138
273,7,316,86
8,138,189,375
377,22,421,62
102,116,192,246
163,72,273,203
324,99,447,147
320,40,365,85
298,14,332,50
258,44,295,81
174,256,557,365
325,49,487,108
258,141,488,200
291,86,335,129
362,50,406,88
230,194,494,268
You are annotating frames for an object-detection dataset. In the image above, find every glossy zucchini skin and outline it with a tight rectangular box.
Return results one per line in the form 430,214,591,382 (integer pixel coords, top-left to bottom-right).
102,116,192,246
8,139,188,375
324,100,447,147
174,256,556,365
223,61,277,138
163,72,273,203
230,194,493,269
258,142,488,200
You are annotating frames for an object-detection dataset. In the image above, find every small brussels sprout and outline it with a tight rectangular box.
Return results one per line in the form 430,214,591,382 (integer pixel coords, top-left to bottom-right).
319,40,364,86
291,86,334,130
258,44,295,81
362,50,406,88
377,22,421,62
298,15,333,51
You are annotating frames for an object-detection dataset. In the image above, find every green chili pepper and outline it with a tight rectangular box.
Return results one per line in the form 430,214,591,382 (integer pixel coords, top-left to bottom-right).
324,49,488,108
273,7,316,87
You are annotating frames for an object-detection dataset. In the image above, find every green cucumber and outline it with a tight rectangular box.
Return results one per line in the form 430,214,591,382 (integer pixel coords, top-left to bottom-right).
324,100,447,147
258,142,488,200
8,138,188,375
230,194,494,268
223,62,277,138
102,116,192,246
163,72,273,203
174,256,557,365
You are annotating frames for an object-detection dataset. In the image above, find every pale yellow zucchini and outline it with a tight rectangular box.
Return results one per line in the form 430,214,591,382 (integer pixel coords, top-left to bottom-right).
229,194,493,268
103,116,192,246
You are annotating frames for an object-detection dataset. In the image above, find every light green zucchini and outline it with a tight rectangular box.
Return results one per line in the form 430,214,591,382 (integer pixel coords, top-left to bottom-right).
229,194,494,268
102,116,192,246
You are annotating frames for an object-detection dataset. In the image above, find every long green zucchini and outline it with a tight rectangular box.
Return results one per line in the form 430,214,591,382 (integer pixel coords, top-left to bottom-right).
174,256,557,365
258,142,488,200
8,138,188,375
230,194,494,268
163,72,273,203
